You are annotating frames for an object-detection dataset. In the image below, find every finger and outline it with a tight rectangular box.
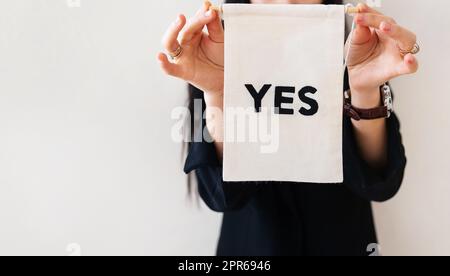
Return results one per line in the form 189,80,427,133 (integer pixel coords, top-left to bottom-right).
350,23,372,45
380,21,417,52
356,3,383,15
349,8,375,46
206,8,224,43
157,52,182,78
162,14,186,53
180,4,217,44
355,13,396,30
396,53,419,76
196,0,212,16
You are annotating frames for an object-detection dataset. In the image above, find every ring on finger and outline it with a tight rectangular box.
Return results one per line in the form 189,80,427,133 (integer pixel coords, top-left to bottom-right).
398,43,420,56
168,45,183,60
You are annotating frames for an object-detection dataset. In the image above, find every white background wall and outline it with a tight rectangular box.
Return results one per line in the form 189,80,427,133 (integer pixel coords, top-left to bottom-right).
0,0,449,256
373,0,450,256
0,0,222,256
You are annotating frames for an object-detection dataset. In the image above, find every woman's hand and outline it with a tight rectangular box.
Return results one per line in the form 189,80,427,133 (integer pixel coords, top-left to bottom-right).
346,4,419,107
345,4,419,169
157,1,224,96
158,1,225,158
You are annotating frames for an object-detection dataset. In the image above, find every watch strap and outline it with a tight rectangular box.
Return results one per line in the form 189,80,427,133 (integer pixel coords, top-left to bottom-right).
344,85,391,121
344,101,388,121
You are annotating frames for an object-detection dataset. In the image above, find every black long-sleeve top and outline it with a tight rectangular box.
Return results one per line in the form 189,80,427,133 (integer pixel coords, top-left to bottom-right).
184,87,407,256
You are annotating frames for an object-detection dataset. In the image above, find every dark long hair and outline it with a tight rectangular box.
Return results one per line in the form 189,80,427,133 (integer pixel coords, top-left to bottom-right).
185,0,344,194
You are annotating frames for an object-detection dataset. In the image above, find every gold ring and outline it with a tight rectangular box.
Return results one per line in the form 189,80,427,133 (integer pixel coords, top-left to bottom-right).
398,43,420,56
169,45,183,60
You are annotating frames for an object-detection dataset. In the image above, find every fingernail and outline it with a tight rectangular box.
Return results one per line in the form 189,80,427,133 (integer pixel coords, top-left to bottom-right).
205,10,212,17
381,22,391,32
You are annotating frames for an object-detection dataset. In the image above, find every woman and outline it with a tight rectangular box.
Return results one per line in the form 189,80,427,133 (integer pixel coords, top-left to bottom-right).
157,0,419,256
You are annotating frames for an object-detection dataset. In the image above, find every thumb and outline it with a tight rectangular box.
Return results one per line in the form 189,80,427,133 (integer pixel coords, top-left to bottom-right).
206,8,224,43
351,22,372,45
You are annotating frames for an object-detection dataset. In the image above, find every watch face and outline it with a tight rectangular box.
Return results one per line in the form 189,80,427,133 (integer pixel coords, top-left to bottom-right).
383,84,394,112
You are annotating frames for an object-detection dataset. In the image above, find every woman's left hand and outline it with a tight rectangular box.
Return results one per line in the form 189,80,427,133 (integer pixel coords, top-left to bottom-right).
346,4,419,103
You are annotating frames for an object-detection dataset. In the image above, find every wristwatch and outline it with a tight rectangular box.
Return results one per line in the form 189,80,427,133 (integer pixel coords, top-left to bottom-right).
344,84,393,121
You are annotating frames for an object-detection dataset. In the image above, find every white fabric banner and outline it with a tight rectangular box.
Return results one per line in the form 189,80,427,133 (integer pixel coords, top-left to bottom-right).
222,4,345,183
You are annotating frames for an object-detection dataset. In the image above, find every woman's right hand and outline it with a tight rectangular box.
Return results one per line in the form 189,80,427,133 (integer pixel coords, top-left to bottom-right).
157,1,224,96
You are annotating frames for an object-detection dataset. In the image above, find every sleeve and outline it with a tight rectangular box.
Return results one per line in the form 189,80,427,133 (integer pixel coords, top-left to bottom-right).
184,140,260,212
342,112,407,202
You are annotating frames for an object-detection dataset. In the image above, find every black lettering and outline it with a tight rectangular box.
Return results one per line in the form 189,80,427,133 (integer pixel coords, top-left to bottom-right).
275,86,295,115
245,84,272,113
298,86,319,116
